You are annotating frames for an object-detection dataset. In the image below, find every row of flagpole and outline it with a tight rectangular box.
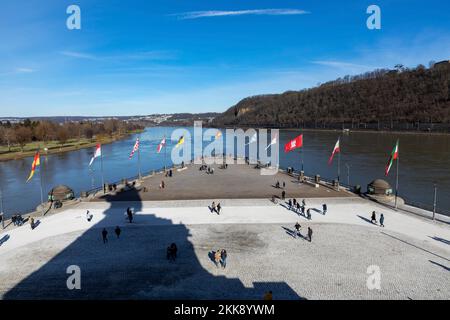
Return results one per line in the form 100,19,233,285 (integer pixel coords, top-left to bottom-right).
10,131,401,218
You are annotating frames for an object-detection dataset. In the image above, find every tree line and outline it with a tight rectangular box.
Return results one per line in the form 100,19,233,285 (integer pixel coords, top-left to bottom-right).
211,63,450,131
0,119,143,152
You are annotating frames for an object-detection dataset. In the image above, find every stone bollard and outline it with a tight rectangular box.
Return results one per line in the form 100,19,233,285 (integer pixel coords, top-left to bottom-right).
315,175,321,184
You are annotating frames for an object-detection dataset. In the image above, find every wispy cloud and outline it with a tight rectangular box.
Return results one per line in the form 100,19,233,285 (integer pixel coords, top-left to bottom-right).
59,50,177,61
311,60,377,74
15,67,35,73
60,51,97,60
171,9,310,20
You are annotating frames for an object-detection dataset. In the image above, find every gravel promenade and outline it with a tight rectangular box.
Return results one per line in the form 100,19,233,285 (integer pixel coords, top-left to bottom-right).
0,197,448,300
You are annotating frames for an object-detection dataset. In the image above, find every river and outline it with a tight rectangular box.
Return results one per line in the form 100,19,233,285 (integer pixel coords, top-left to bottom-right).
1,127,449,216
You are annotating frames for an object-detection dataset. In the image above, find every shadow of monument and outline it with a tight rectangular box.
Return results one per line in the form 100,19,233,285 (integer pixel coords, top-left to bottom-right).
5,188,302,300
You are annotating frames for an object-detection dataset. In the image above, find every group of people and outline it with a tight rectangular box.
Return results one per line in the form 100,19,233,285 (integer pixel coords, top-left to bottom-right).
209,202,222,215
294,222,313,242
166,243,178,262
213,249,228,268
287,199,312,220
371,211,385,227
101,226,121,244
275,181,286,189
164,169,173,178
11,214,25,226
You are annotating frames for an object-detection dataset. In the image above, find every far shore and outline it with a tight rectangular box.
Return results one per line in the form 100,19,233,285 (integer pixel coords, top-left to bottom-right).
205,125,450,136
0,130,143,162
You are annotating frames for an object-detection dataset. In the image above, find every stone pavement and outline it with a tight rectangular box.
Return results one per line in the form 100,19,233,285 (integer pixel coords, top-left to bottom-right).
0,197,448,299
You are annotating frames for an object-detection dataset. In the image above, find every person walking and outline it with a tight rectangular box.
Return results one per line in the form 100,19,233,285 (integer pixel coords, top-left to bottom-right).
371,211,377,224
296,202,301,214
307,208,311,220
127,208,133,223
217,203,222,215
170,243,178,261
30,217,35,230
293,199,297,207
221,249,227,269
281,190,286,200
86,210,92,222
379,214,385,227
294,222,301,237
214,250,221,267
102,228,108,244
322,204,327,215
301,205,305,216
114,226,121,239
282,181,286,189
302,199,306,207
288,199,292,210
308,227,313,242
211,201,216,213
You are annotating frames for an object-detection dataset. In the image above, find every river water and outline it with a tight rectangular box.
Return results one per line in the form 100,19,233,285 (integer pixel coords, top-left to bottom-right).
1,127,449,216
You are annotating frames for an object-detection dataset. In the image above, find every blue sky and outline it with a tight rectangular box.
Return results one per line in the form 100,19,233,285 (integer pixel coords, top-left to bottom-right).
0,0,449,117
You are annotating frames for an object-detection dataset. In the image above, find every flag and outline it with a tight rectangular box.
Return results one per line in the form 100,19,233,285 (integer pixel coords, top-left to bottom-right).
89,144,102,166
265,134,278,150
157,136,166,153
215,131,222,140
129,138,140,159
385,139,399,176
175,136,184,148
26,151,40,182
328,138,340,165
284,134,303,153
245,133,257,145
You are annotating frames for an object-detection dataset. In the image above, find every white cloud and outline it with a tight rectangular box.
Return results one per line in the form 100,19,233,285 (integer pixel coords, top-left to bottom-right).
311,60,376,74
172,9,310,20
15,67,35,73
60,51,97,60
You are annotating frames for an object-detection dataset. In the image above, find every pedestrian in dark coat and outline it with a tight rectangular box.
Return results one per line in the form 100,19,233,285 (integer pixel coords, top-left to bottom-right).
379,214,385,227
371,211,377,224
102,228,108,244
308,227,313,242
115,226,121,238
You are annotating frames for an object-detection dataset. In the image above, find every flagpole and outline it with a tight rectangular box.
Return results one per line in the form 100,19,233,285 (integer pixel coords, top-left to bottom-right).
395,151,399,209
337,148,341,191
100,148,105,193
0,184,5,229
164,131,167,171
39,156,45,215
138,137,142,180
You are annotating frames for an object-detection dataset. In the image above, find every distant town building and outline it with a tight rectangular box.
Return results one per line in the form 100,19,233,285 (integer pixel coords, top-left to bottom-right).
433,60,450,68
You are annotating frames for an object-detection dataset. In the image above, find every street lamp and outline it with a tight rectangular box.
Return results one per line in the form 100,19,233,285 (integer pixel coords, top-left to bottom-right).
345,163,350,186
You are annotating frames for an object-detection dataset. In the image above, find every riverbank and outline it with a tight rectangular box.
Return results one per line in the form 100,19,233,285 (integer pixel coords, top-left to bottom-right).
206,125,450,136
0,130,143,162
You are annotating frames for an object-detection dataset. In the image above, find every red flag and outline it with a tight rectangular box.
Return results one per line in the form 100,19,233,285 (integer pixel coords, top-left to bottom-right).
157,137,166,153
129,138,140,159
284,134,303,153
328,138,340,165
26,151,40,182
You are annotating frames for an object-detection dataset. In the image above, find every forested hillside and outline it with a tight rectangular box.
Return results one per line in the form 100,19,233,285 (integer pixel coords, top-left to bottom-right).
212,63,450,131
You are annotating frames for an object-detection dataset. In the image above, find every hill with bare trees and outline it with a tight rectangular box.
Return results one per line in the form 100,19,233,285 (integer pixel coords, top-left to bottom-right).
212,63,450,132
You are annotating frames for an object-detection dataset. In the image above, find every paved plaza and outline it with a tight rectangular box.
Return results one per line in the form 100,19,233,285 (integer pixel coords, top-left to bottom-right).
92,161,353,202
0,197,449,300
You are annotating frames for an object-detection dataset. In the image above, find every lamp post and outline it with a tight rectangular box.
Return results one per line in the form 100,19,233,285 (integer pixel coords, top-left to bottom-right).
0,186,4,229
433,183,437,221
345,163,350,186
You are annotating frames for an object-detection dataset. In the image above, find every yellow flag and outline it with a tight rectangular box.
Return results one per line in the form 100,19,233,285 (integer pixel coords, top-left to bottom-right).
26,151,40,182
175,136,185,148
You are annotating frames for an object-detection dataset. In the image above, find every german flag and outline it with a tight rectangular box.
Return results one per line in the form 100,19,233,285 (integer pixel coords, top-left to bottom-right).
26,151,40,182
